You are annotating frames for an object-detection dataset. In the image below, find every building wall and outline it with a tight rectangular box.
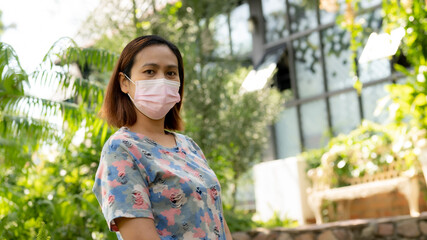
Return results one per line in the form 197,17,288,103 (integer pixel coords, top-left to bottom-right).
244,0,399,159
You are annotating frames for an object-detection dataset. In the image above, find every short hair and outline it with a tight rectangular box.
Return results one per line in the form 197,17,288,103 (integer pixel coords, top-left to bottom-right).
100,35,185,131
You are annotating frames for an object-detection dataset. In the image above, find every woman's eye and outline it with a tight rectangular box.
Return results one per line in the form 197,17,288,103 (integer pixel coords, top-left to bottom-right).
144,70,155,75
167,71,177,76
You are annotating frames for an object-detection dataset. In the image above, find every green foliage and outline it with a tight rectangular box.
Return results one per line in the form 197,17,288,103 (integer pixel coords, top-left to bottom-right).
0,134,116,239
223,208,298,232
0,43,34,167
36,221,51,240
183,64,284,207
336,0,363,93
382,0,427,129
0,39,117,168
300,147,327,170
301,0,427,223
254,212,298,229
0,38,118,238
1,0,285,237
81,0,285,209
0,10,4,37
223,208,257,232
305,121,423,187
310,0,427,188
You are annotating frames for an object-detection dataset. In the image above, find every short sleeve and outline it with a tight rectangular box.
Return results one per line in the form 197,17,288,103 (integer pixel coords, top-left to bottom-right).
92,138,154,232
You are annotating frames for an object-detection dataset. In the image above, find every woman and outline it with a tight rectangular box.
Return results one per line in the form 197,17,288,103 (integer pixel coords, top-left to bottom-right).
93,35,233,240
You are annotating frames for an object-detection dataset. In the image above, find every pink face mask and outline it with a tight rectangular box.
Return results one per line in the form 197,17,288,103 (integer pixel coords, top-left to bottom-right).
124,74,181,120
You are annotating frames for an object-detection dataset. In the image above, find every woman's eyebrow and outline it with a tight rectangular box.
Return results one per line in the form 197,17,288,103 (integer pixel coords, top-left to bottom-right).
167,65,178,69
141,63,178,69
141,63,159,68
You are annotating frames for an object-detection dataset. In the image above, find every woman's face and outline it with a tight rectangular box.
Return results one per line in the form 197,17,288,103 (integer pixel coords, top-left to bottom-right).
120,44,180,96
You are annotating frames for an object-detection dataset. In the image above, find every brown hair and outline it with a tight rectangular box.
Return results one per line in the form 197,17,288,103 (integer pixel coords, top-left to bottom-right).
100,35,185,131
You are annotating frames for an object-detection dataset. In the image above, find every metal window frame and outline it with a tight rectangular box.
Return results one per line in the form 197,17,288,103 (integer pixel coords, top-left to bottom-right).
249,0,392,156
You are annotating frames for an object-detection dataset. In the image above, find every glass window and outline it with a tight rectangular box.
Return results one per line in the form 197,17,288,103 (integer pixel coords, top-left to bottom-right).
319,0,345,24
359,58,391,83
213,4,252,57
288,0,318,32
230,3,252,56
262,0,288,43
357,7,383,43
397,77,407,84
320,0,382,25
359,0,382,9
301,100,329,149
356,7,390,82
293,32,324,98
322,25,353,91
275,107,301,159
330,92,360,134
362,83,389,123
213,14,231,56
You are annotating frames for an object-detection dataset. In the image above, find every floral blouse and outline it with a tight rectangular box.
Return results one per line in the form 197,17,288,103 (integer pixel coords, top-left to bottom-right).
93,127,226,240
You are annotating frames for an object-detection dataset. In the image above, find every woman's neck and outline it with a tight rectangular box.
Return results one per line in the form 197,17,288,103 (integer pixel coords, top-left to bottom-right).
128,110,167,137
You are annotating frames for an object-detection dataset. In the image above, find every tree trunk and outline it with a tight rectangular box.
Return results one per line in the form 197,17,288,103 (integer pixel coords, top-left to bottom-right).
231,170,239,210
226,10,233,56
131,0,142,36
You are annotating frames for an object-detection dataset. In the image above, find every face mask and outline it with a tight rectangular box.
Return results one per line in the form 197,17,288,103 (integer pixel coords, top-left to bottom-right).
124,74,181,120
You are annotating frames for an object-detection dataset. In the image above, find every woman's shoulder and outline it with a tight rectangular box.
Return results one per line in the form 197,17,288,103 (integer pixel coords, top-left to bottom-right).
101,127,157,164
103,127,127,144
175,132,196,145
102,127,146,151
175,133,203,153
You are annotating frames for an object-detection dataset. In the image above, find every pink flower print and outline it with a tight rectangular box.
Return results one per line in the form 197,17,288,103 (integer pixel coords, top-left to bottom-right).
108,194,115,206
211,187,218,197
164,170,174,178
214,214,221,229
182,147,191,155
108,179,122,187
200,212,212,224
112,160,133,184
190,192,202,201
132,190,148,209
209,186,218,201
112,160,133,174
193,227,206,238
191,186,202,200
182,164,200,178
176,151,186,159
101,186,107,197
115,134,130,141
128,144,142,159
179,176,190,183
160,208,181,226
159,158,171,166
96,162,105,180
159,149,173,156
161,188,180,199
111,223,119,232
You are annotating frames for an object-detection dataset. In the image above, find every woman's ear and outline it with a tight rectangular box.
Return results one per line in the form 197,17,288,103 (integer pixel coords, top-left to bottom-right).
119,73,130,94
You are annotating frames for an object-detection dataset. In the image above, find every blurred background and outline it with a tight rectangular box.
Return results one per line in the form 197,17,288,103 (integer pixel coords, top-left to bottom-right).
0,0,426,239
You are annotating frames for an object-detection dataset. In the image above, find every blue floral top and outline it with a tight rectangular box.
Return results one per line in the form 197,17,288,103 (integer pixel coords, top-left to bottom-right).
93,127,226,240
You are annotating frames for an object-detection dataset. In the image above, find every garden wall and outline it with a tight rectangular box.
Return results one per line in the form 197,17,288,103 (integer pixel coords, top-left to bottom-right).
232,213,427,240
